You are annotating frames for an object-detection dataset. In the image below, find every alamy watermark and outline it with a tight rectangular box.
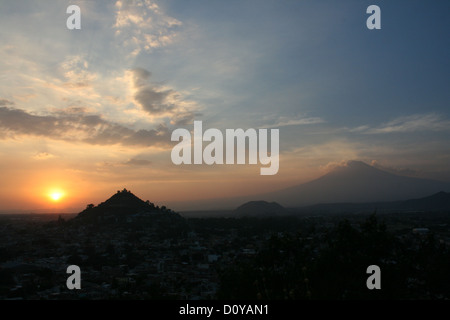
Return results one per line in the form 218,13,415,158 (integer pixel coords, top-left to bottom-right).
171,121,279,175
66,5,81,30
66,4,380,31
366,5,381,30
66,265,81,289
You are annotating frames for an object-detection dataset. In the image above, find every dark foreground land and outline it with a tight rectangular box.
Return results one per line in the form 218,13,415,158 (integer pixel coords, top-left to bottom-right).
1,210,450,300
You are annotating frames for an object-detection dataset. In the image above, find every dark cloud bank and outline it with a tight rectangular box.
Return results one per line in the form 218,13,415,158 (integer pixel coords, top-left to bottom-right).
0,106,170,148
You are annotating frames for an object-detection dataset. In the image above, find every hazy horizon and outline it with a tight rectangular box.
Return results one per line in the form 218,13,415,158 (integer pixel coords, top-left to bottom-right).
1,159,449,214
0,1,449,212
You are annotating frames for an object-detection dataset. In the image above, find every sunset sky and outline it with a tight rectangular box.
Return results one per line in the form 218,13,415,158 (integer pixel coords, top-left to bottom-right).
0,0,449,212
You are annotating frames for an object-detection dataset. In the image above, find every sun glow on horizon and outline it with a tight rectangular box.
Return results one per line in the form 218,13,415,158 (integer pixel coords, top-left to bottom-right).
48,190,65,202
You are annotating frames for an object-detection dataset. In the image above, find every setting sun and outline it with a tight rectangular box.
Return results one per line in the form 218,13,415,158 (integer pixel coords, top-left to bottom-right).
49,190,65,202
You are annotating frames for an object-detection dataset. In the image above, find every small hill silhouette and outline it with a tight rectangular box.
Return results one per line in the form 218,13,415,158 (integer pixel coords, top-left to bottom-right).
73,188,179,224
97,188,150,209
234,200,286,217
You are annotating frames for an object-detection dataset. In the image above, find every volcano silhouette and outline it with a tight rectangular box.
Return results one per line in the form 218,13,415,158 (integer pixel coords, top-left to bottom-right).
262,160,450,207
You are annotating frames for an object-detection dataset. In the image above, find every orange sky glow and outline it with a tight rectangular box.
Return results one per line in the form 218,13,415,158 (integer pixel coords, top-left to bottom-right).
0,1,449,213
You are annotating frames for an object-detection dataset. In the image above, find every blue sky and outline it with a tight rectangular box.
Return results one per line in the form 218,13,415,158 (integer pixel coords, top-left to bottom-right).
0,0,449,210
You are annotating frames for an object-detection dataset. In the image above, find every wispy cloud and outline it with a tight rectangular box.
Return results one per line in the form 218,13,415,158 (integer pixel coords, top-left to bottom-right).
370,160,420,177
113,0,182,57
60,55,98,88
123,158,152,166
32,152,55,160
351,113,450,134
262,115,324,128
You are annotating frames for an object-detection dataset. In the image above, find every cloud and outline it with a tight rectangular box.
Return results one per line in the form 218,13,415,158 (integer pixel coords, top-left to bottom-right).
287,140,362,165
348,125,370,133
113,0,182,57
32,152,55,160
319,160,350,173
0,106,170,148
123,158,152,166
0,99,14,106
262,115,325,128
353,113,450,134
131,68,174,114
60,55,97,88
130,67,200,124
370,160,420,177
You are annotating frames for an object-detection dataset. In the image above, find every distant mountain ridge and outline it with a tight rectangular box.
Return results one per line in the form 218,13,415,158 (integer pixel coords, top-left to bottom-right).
234,191,450,216
397,191,450,212
297,191,450,214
